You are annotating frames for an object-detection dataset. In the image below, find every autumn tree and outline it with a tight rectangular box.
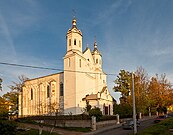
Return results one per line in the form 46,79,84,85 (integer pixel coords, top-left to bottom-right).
3,92,18,114
0,96,9,118
8,75,29,117
147,74,172,114
133,67,149,114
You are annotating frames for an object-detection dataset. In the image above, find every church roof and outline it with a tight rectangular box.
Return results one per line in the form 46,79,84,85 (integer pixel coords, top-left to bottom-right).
92,40,102,56
24,72,63,82
82,94,98,100
67,18,82,36
83,47,90,54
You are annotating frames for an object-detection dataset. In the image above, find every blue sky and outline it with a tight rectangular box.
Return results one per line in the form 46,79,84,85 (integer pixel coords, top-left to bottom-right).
0,0,173,102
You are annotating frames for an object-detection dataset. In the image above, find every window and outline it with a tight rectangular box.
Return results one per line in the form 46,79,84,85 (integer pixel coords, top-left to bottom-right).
47,85,50,98
60,83,63,96
79,59,81,67
69,39,71,46
31,88,33,100
74,39,76,45
68,58,70,67
96,59,98,64
79,40,81,47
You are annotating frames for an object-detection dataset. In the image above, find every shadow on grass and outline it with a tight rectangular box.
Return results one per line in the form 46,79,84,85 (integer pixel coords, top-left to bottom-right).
138,117,173,135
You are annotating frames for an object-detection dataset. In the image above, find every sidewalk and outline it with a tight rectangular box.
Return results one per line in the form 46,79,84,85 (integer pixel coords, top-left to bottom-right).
19,123,83,135
83,123,122,135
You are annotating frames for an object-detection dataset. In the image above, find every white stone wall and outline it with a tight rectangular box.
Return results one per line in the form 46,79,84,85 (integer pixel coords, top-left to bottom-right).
19,73,63,116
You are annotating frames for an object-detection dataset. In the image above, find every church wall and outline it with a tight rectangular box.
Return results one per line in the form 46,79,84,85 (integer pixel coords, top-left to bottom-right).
64,55,77,115
19,73,63,116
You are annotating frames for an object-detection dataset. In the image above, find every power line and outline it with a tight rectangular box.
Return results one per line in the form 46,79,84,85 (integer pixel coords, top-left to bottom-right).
0,62,117,76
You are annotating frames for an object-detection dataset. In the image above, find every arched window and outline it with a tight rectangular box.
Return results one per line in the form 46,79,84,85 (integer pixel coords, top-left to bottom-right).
69,39,71,46
96,59,98,64
47,85,50,98
68,58,70,67
79,59,81,67
31,88,33,100
60,83,63,96
74,39,76,45
79,40,81,47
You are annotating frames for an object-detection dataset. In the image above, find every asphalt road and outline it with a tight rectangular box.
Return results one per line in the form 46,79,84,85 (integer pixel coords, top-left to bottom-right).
96,119,155,135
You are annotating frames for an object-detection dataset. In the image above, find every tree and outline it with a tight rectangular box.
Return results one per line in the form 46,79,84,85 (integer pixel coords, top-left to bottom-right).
89,107,102,121
3,92,18,114
0,96,9,118
113,70,131,103
147,74,172,114
9,75,29,93
133,67,149,114
113,103,132,118
0,78,2,91
8,75,29,117
85,100,91,112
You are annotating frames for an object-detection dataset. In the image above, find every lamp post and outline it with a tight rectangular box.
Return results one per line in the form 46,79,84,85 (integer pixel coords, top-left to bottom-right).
132,72,137,134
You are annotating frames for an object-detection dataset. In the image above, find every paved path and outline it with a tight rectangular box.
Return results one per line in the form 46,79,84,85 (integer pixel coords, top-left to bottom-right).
19,123,83,135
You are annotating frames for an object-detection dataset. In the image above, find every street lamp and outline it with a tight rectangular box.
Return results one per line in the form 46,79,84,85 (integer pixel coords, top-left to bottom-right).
132,72,137,134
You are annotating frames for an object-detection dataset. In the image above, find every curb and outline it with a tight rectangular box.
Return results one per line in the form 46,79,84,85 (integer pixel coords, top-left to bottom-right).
83,124,122,135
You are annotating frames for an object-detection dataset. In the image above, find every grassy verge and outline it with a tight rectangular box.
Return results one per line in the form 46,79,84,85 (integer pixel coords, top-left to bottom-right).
17,128,60,135
17,118,91,132
61,127,91,132
138,117,173,135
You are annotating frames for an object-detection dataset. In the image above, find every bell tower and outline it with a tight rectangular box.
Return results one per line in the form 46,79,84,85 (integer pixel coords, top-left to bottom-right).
64,18,83,115
92,40,102,69
66,17,82,53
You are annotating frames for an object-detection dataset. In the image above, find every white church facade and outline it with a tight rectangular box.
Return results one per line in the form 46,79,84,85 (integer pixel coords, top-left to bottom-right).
18,18,113,116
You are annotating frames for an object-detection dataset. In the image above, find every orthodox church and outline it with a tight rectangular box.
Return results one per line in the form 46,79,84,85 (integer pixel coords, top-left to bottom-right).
18,18,113,116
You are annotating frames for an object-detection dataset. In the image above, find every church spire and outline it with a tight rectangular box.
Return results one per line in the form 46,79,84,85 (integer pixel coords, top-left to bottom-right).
66,17,83,53
72,17,77,28
94,36,97,50
92,37,101,55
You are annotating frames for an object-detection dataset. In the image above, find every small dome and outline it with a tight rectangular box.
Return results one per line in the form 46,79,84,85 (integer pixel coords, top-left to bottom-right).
72,18,77,26
92,40,102,56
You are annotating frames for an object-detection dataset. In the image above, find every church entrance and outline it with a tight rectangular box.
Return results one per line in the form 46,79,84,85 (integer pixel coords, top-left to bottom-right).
105,106,108,115
103,104,110,115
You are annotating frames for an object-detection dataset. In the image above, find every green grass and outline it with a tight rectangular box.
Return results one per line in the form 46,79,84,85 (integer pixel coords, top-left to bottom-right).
61,127,91,132
17,128,60,135
138,117,173,135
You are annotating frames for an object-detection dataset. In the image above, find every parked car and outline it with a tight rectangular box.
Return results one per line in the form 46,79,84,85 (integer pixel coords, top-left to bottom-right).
122,119,140,129
154,115,167,123
167,113,173,118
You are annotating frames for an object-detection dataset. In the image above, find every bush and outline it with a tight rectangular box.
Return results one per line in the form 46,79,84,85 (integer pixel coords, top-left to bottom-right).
17,114,90,123
99,115,117,121
0,120,17,135
89,107,102,121
113,103,132,118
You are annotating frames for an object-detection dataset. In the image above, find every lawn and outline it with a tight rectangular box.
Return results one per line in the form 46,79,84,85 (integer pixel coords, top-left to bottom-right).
138,117,173,135
16,128,60,135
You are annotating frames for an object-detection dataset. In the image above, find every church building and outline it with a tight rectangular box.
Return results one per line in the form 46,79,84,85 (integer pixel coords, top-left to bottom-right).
18,18,113,116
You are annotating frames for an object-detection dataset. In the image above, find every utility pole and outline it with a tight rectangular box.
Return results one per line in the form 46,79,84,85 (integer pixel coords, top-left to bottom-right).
132,72,137,134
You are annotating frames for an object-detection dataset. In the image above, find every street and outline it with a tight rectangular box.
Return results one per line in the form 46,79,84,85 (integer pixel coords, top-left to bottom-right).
96,118,155,135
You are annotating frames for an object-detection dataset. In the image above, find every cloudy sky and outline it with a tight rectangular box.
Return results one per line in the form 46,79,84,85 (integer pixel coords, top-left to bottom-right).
0,0,173,102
